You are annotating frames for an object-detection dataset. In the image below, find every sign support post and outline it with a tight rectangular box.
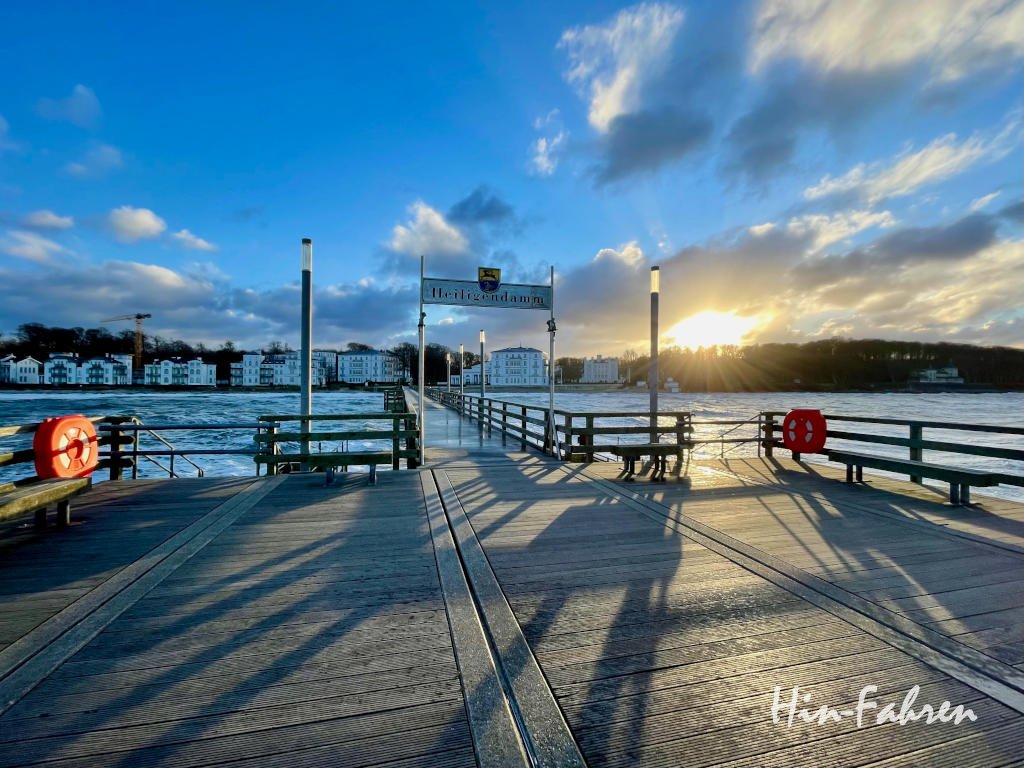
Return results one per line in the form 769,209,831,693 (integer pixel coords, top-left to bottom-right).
547,265,557,456
418,255,425,465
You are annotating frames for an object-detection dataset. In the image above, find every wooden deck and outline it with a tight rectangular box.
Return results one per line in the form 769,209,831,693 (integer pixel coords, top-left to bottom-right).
0,405,1022,766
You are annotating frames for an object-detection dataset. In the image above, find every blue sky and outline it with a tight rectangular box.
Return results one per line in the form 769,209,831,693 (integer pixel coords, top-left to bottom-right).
1,0,1022,356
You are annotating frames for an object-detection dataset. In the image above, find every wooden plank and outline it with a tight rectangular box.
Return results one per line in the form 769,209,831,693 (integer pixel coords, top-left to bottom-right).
419,471,528,767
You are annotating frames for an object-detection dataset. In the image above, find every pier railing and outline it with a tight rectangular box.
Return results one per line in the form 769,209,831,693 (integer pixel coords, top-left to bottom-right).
761,411,1024,487
254,412,420,474
1,416,125,489
100,419,275,480
427,389,695,460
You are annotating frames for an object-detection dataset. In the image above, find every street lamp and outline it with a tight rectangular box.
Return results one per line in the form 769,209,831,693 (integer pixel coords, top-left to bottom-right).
649,266,659,443
300,238,313,469
459,343,464,400
479,329,486,403
446,352,452,392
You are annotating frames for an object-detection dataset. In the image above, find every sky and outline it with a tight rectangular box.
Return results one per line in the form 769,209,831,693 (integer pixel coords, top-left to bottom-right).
1,0,1022,357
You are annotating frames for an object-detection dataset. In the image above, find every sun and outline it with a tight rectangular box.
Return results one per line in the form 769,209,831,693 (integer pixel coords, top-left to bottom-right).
666,310,764,349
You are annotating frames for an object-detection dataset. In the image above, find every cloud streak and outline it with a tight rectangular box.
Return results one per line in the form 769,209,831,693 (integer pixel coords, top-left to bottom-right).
109,206,167,243
37,84,102,128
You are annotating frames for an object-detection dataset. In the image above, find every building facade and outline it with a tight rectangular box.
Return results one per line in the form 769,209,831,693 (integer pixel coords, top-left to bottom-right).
313,350,338,384
582,355,620,384
43,354,80,385
144,359,217,386
337,350,403,384
10,357,44,385
489,347,547,386
79,354,133,386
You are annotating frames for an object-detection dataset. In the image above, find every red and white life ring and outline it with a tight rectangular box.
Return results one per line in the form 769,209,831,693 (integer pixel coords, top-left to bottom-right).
33,415,99,479
781,409,827,453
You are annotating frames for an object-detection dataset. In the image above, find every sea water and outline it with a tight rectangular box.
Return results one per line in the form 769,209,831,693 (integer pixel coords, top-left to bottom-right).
2,389,1021,501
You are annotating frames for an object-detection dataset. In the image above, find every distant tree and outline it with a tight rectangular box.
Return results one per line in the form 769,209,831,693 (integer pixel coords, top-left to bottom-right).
621,349,638,384
346,342,375,352
555,357,584,383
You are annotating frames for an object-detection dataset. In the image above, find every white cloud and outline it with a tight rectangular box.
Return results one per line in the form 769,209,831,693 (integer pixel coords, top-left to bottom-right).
37,84,102,128
0,230,70,264
109,206,167,243
172,228,218,252
24,210,74,229
559,3,684,131
0,115,18,152
787,210,897,252
804,116,1019,204
65,143,124,177
751,0,1024,82
389,201,468,256
749,222,777,237
969,191,1002,212
594,240,645,267
530,131,568,176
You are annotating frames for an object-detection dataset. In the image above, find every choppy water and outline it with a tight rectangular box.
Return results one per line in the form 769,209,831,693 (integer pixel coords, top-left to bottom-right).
2,389,1022,501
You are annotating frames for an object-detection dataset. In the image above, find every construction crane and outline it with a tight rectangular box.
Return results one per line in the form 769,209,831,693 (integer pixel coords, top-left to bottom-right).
101,313,152,378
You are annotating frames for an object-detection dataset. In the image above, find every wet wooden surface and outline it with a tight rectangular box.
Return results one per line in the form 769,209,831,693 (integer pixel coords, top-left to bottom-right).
0,405,1022,767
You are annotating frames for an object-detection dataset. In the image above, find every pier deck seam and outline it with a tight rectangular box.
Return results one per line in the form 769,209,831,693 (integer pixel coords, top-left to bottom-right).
0,475,286,715
419,471,530,768
561,464,1024,715
434,469,588,768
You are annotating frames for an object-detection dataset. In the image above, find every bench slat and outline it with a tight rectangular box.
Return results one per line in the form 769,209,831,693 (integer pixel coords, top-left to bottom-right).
0,478,91,521
825,450,998,485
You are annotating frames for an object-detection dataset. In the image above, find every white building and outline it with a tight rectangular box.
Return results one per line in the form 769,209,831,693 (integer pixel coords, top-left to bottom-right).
230,353,264,387
80,354,133,386
11,356,43,385
337,350,403,384
1,354,17,383
582,355,620,384
459,363,489,387
44,354,80,385
144,358,217,386
313,350,338,384
229,351,325,387
489,347,547,386
456,347,548,387
915,365,965,384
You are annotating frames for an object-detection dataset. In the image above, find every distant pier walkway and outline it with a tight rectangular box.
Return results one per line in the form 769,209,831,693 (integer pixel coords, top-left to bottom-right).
1,399,1023,766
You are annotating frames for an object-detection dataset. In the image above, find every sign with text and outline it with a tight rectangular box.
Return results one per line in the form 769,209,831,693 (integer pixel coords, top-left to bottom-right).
422,278,552,310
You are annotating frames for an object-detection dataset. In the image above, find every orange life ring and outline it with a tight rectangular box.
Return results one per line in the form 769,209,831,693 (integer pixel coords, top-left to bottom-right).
781,409,827,453
33,415,99,479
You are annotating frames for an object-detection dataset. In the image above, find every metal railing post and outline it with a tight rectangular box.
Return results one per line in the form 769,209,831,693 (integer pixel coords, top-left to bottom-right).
909,424,923,483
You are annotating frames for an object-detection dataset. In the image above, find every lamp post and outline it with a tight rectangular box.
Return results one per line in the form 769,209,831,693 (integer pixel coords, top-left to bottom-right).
300,238,313,470
446,353,452,392
479,329,486,403
459,343,464,401
649,266,659,444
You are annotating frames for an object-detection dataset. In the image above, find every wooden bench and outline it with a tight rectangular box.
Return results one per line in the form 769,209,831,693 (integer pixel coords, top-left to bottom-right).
610,444,682,482
254,452,394,485
0,478,92,528
825,450,998,505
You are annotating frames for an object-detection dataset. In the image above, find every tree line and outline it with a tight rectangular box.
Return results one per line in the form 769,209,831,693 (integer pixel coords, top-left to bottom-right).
559,339,1024,389
4,323,1022,389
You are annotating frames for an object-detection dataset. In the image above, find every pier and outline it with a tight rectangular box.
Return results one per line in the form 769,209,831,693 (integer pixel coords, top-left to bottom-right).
1,398,1024,766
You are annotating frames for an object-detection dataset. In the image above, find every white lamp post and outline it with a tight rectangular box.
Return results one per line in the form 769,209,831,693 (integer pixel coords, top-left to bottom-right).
649,266,660,443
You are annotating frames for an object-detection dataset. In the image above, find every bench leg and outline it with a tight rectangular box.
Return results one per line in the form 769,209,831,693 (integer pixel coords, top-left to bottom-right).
368,465,377,486
856,466,863,483
624,458,636,481
961,484,970,505
57,500,71,527
949,484,959,505
845,465,853,483
34,507,48,529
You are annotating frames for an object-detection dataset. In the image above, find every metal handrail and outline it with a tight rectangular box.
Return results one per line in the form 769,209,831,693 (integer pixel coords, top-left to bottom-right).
99,420,281,480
